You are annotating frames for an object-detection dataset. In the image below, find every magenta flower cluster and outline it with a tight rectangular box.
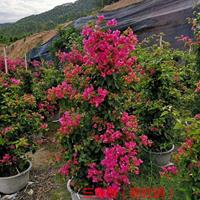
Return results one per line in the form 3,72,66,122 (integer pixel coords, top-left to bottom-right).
59,111,81,135
0,154,11,164
47,81,76,101
83,86,109,108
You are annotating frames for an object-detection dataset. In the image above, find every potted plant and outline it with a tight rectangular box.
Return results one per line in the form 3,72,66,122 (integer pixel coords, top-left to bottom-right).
174,79,200,198
0,73,47,194
133,40,191,166
48,16,151,199
173,13,200,198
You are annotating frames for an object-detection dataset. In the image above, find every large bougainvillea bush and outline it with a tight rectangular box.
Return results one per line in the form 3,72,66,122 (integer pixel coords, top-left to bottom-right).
47,16,152,199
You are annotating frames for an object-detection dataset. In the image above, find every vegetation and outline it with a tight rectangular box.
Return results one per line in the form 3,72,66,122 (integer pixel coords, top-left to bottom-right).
50,26,82,65
0,8,200,200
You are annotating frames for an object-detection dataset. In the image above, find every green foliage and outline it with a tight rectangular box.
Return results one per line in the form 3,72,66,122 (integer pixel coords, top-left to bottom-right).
0,73,47,176
50,26,82,64
132,35,196,151
174,117,200,199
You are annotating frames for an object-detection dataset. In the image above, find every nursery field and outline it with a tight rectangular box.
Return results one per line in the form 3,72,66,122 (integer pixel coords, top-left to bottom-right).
0,13,200,200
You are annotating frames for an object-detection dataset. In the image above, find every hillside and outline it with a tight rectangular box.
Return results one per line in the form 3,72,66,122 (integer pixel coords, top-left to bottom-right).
0,0,119,44
0,29,57,59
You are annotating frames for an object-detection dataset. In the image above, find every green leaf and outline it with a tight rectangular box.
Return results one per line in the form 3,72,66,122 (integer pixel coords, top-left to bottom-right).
0,137,5,145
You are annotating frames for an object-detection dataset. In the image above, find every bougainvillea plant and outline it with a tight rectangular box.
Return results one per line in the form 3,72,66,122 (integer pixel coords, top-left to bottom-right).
0,56,24,73
0,72,48,177
131,38,192,152
48,16,151,199
174,115,200,198
170,12,200,199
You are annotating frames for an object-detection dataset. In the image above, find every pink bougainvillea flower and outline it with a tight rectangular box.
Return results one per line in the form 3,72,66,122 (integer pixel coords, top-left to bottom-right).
2,126,12,135
83,87,109,108
58,160,71,176
87,163,103,183
150,127,159,132
106,19,117,27
161,165,178,175
10,78,21,85
139,135,152,147
195,113,200,120
54,17,145,191
83,86,95,100
40,123,48,129
59,112,81,135
47,81,77,101
96,15,105,24
31,60,41,67
0,154,11,164
121,112,138,131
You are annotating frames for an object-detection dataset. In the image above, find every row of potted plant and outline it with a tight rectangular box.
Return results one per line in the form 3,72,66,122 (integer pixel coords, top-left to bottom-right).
0,72,48,194
0,13,199,199
0,59,63,194
46,16,198,199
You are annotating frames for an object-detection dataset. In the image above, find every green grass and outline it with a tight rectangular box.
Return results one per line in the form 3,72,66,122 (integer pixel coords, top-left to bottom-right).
48,175,71,200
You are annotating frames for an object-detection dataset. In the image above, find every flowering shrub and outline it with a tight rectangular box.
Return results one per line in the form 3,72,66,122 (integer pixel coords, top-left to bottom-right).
30,63,64,120
174,117,200,198
132,37,195,151
174,79,200,198
0,56,24,73
48,16,151,198
51,26,83,65
12,61,64,120
0,72,47,176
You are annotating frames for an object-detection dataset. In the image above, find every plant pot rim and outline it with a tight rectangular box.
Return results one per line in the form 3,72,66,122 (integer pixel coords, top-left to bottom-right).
149,144,175,155
67,179,74,194
0,160,32,180
67,179,96,197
